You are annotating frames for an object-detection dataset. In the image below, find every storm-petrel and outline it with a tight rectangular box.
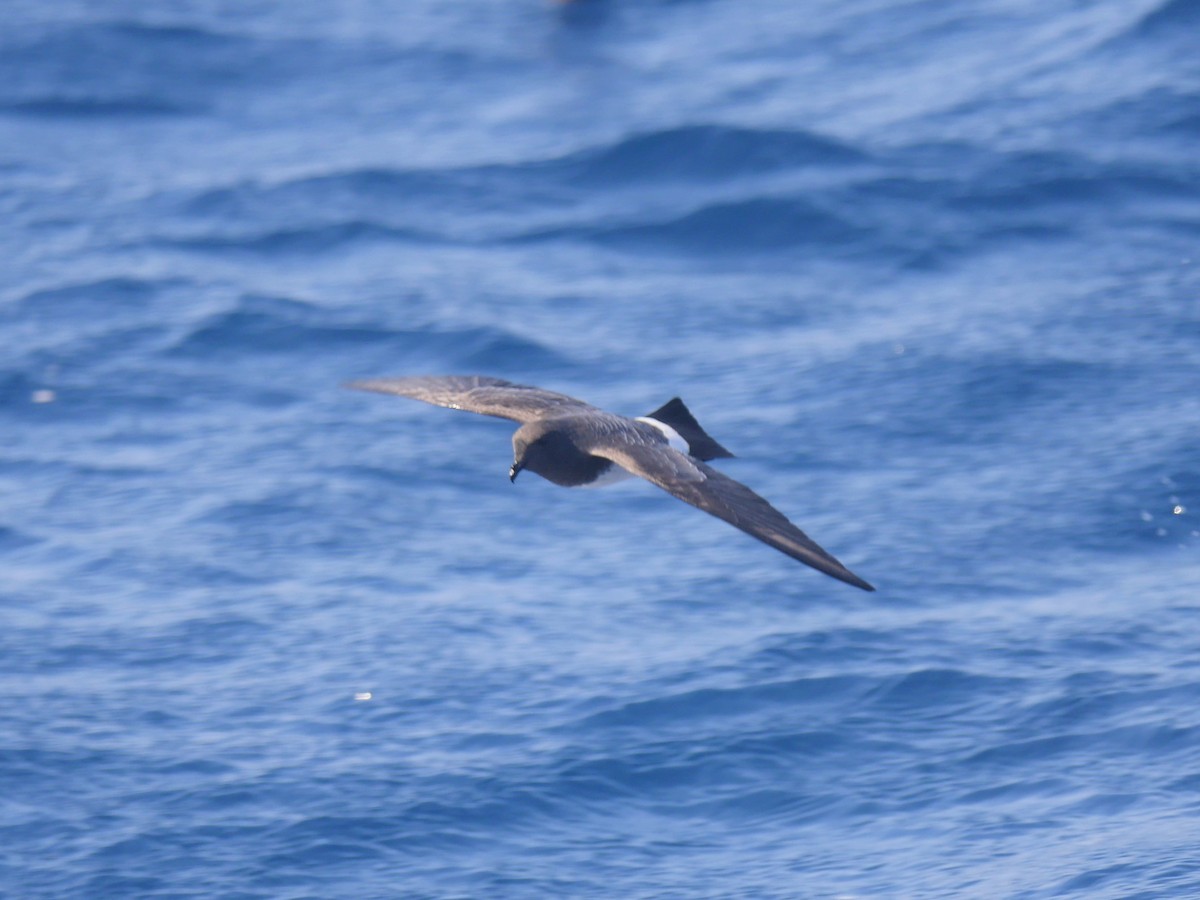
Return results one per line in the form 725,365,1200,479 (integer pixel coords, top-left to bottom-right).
347,375,874,591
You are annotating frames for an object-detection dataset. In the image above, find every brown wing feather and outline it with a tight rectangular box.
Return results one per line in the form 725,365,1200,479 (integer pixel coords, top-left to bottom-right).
598,441,875,591
345,375,591,423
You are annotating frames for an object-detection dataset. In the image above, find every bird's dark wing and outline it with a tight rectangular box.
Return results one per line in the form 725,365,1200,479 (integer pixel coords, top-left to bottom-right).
593,439,875,591
345,376,593,423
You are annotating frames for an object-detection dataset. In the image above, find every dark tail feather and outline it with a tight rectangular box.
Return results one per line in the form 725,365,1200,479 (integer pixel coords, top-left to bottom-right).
643,397,735,461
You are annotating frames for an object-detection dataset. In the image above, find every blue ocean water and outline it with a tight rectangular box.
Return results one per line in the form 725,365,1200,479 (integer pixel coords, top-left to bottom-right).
2,0,1199,896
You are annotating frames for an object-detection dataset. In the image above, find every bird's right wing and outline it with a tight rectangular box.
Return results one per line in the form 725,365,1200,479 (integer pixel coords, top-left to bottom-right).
595,440,875,591
345,376,592,423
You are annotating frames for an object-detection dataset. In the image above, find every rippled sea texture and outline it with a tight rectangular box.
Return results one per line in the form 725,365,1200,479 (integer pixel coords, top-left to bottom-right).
3,1,1199,897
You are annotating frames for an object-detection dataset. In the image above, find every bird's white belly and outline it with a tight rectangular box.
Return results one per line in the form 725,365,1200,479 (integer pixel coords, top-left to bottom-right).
576,417,688,489
578,464,636,488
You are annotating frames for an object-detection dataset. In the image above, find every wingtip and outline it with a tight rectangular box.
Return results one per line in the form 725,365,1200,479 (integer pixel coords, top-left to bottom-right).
844,572,876,592
823,564,875,592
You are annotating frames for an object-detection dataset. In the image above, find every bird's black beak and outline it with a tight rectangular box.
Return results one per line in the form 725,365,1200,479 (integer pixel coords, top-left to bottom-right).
509,461,523,483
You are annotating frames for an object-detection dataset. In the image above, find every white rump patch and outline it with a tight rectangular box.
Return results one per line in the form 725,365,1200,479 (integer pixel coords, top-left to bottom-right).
636,417,689,454
577,417,691,489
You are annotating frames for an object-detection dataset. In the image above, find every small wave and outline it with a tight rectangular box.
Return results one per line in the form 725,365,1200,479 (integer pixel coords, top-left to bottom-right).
0,525,38,552
523,195,864,255
964,722,1200,774
102,21,239,46
181,167,492,219
957,776,1072,806
574,675,865,730
561,124,867,184
870,353,1123,447
175,125,864,239
8,277,159,319
163,220,434,255
865,668,1021,713
0,96,198,118
168,294,571,372
1163,108,1200,135
1124,0,1200,38
0,21,249,120
33,614,269,672
1,20,241,62
1082,85,1200,138
948,152,1195,212
954,357,1117,420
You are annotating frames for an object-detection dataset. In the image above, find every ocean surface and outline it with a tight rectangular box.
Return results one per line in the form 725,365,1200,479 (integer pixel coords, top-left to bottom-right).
2,1,1199,897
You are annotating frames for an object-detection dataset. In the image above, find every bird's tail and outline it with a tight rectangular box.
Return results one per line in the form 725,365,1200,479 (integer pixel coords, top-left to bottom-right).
642,398,735,461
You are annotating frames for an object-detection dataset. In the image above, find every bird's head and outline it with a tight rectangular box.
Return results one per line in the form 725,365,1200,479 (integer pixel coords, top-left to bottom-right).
510,421,556,483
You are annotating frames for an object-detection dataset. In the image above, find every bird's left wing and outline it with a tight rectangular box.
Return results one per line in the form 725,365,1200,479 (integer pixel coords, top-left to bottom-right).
346,375,591,424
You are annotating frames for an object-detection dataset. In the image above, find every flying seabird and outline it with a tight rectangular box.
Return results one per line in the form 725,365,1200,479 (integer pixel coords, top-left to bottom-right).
347,375,874,591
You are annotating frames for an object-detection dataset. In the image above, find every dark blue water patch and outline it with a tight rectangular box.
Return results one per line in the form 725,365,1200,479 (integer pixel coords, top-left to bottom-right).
1072,86,1200,145
864,668,1023,715
0,371,49,409
962,722,1200,774
1014,680,1195,735
160,220,438,255
829,146,1199,264
741,628,909,675
171,129,864,250
1161,99,1200,136
944,152,1200,214
1052,863,1138,895
193,494,360,557
6,277,160,319
0,22,248,117
530,195,866,256
181,168,505,220
33,322,172,370
392,789,575,841
154,126,1198,272
839,351,1130,449
1064,791,1142,816
0,363,269,425
6,614,271,673
573,674,867,731
0,746,130,801
0,20,406,122
951,357,1115,425
81,873,167,898
171,126,865,251
3,279,180,378
182,153,582,220
560,124,868,184
1120,0,1200,41
678,785,846,827
956,776,1073,806
0,96,196,118
165,293,571,373
262,817,394,869
0,525,38,552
